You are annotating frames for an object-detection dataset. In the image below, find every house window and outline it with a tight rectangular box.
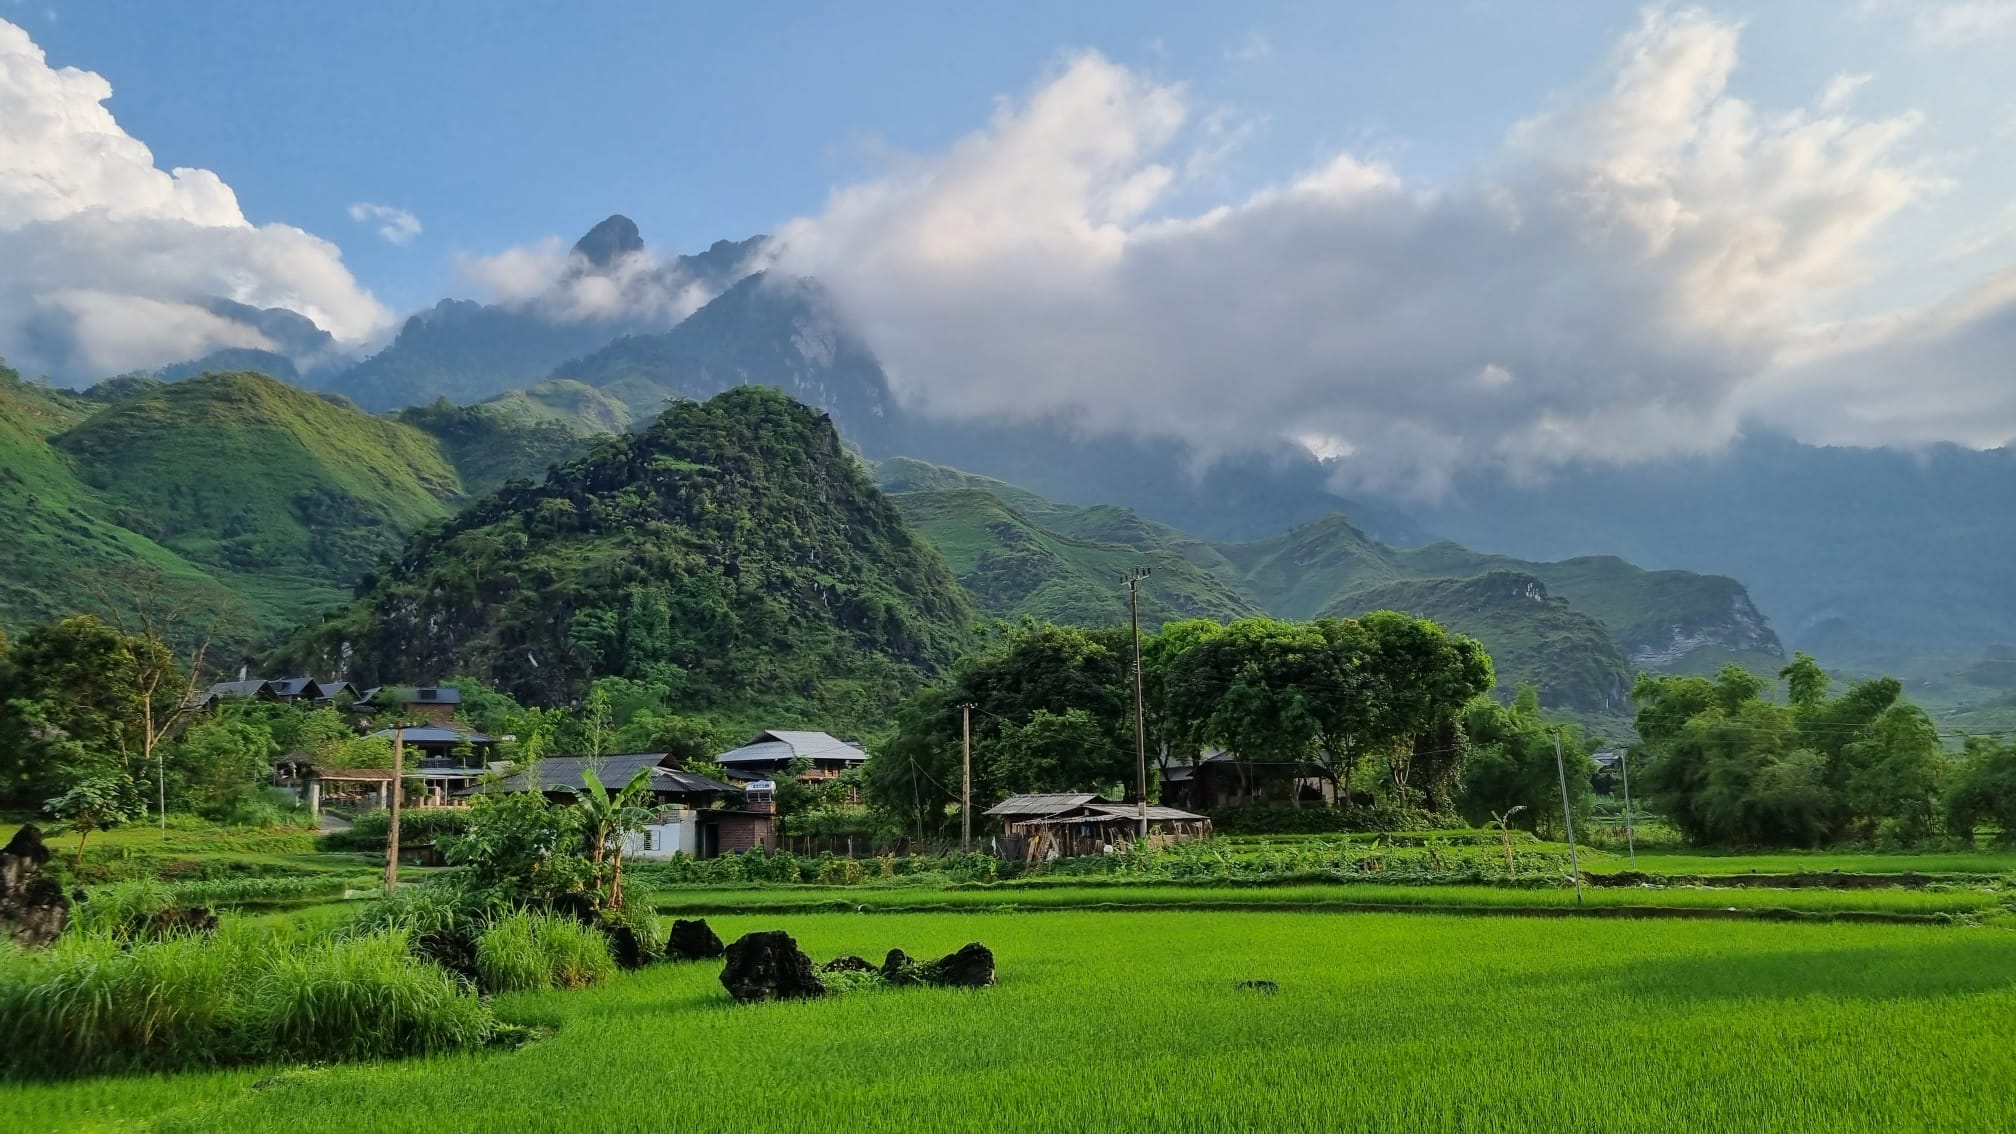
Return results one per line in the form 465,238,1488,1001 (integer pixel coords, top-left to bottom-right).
643,830,657,852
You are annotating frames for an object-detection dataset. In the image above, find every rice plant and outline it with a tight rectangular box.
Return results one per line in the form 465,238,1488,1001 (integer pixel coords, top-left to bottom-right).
474,911,617,993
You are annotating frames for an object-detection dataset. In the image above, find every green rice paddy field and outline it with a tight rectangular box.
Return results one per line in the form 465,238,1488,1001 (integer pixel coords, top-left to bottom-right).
8,910,2015,1133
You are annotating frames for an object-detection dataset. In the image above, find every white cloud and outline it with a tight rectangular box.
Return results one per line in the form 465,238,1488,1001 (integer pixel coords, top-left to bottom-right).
454,236,727,325
1225,32,1271,63
347,201,421,245
1913,2,2016,45
776,10,1969,494
0,19,386,378
1820,72,1872,112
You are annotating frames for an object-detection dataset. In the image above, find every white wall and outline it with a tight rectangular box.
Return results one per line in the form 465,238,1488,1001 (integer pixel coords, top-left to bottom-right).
623,811,699,860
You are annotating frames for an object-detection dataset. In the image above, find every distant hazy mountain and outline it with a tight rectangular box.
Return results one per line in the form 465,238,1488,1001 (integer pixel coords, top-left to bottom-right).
1393,435,2016,663
879,457,1781,718
550,271,897,451
317,218,765,410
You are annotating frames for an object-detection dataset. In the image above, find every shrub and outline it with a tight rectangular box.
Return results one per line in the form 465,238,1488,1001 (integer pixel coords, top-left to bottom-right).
0,924,496,1079
70,880,179,940
321,808,475,852
253,931,496,1062
475,911,617,993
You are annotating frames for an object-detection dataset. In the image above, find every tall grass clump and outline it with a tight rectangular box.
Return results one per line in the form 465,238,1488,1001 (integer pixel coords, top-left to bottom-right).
254,931,494,1061
70,880,179,940
0,922,497,1080
475,911,617,993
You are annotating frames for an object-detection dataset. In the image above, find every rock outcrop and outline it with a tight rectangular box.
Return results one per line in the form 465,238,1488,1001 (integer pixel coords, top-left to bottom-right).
719,931,825,1002
0,825,69,947
668,918,726,961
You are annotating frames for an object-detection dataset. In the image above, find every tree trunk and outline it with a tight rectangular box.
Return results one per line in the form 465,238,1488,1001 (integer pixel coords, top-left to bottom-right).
72,827,91,871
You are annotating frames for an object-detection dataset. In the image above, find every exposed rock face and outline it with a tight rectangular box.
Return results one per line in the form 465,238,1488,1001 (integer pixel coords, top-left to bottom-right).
668,918,726,961
142,907,219,937
0,825,69,947
819,954,876,974
719,931,824,1002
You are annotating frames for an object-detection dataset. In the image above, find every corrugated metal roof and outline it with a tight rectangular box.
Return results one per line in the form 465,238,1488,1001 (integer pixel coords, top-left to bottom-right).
984,792,1100,817
717,730,867,766
207,680,275,698
488,754,737,797
1083,803,1208,821
369,727,493,745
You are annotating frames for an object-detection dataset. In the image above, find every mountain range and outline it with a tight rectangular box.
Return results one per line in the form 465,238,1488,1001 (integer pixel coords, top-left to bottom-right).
13,213,2015,733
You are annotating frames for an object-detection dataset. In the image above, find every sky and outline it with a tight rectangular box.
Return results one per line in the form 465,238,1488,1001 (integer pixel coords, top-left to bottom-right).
4,1,2015,488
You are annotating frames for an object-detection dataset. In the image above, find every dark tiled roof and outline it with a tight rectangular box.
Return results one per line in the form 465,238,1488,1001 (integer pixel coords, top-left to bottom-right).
489,753,737,797
360,685,463,707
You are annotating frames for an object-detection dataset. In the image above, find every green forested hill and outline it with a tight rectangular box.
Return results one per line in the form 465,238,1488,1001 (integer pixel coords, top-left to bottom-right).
273,388,973,723
0,368,242,628
476,378,634,435
878,457,1781,714
55,373,462,580
1319,573,1632,715
0,367,598,644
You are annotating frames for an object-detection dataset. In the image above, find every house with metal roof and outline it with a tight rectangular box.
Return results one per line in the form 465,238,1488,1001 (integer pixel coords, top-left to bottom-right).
713,729,868,783
368,726,498,802
473,753,773,860
357,685,463,725
987,793,1211,859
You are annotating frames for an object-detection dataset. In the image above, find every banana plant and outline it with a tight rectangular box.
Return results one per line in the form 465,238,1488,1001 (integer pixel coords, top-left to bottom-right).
576,767,656,909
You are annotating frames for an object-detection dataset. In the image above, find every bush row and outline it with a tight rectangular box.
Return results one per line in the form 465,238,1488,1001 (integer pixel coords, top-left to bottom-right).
319,808,474,852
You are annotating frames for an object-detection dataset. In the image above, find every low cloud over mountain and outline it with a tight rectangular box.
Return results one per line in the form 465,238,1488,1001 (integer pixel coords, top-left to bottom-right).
0,19,386,380
775,9,2010,494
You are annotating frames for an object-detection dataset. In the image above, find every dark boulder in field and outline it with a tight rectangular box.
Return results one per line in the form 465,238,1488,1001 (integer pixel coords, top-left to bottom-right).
604,923,649,970
720,931,825,1002
880,948,920,985
820,954,876,974
921,942,996,988
0,825,68,947
668,918,725,961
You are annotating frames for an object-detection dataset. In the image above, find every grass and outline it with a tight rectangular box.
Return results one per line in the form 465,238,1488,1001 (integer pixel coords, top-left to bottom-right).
646,881,2009,919
4,910,2013,1131
1604,849,2016,877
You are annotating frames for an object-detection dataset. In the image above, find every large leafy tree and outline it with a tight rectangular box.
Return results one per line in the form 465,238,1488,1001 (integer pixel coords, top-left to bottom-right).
1943,735,2016,844
1454,686,1598,837
1634,657,1946,848
865,621,1134,832
0,615,182,806
1164,618,1324,804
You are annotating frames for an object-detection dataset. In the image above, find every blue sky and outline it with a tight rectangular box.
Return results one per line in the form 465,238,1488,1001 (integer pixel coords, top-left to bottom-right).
5,2,2015,477
22,1,2006,312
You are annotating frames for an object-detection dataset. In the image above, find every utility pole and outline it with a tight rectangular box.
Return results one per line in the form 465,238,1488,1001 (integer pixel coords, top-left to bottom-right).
385,726,405,892
1618,747,1638,869
1125,567,1152,841
960,703,974,853
1552,728,1582,904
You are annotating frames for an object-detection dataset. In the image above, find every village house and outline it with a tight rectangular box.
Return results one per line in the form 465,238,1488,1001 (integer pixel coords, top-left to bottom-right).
473,752,773,860
986,793,1211,860
1160,749,1329,812
713,729,868,785
356,685,462,726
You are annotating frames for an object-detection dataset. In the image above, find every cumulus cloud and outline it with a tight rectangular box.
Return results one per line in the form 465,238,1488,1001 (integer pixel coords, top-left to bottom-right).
0,19,386,379
347,201,421,245
775,10,1972,493
455,232,746,326
1913,2,2016,45
1820,72,1872,112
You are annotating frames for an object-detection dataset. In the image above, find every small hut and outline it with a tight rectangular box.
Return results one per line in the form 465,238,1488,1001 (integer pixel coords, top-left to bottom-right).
986,794,1211,860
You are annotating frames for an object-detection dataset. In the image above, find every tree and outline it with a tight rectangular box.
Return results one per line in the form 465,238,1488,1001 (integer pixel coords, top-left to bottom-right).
169,715,280,816
45,775,144,869
1164,618,1323,806
1355,611,1495,804
0,616,154,804
1844,704,1944,845
1943,735,2016,845
1455,689,1596,838
574,767,655,908
439,789,591,910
